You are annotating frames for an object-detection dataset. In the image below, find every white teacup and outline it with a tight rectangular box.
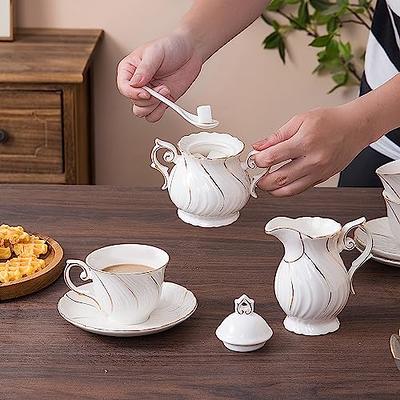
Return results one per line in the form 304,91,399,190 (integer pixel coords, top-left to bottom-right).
383,191,400,243
376,160,400,202
64,244,169,325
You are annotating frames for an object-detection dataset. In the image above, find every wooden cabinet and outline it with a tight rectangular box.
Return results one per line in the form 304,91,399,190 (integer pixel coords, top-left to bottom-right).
0,28,103,183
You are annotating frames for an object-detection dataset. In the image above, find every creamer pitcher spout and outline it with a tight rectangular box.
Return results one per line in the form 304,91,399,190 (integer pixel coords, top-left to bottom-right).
265,217,307,263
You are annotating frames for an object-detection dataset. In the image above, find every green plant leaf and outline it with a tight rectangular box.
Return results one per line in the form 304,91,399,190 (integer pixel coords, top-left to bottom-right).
309,34,332,47
298,1,310,26
332,71,348,85
272,20,280,30
338,41,352,61
278,38,286,63
326,39,339,57
353,7,367,13
328,83,344,93
261,0,365,92
317,44,342,71
328,71,349,93
267,0,285,11
263,31,281,49
320,2,347,16
312,63,325,74
310,0,333,11
327,17,338,33
289,18,304,30
313,11,332,25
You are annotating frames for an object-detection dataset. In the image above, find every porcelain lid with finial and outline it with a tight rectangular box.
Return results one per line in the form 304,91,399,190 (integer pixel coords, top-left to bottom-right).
215,294,273,352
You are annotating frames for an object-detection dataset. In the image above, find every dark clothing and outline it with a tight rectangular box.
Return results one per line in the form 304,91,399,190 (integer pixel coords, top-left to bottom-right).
339,0,400,187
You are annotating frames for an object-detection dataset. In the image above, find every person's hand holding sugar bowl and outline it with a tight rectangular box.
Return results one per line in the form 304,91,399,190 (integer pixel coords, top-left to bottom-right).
117,0,400,196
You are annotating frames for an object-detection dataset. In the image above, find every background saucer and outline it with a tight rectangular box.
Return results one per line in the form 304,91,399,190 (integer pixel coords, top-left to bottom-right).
354,217,400,262
355,243,400,267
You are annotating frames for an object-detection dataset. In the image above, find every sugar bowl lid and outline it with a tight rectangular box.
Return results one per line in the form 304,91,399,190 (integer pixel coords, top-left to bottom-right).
215,294,273,352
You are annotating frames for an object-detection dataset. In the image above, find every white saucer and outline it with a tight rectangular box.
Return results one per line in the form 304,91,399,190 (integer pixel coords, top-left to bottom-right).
58,282,197,336
355,243,400,267
354,217,400,267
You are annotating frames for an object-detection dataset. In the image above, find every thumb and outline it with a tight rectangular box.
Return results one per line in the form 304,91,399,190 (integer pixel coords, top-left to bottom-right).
253,115,304,151
130,45,164,87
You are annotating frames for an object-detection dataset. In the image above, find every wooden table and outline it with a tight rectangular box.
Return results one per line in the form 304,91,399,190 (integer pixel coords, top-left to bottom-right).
1,185,399,400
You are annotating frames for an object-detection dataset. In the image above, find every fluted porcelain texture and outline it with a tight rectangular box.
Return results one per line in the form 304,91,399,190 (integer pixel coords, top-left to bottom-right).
377,160,400,202
87,266,165,324
64,244,168,325
169,155,250,217
383,191,400,243
151,132,267,227
266,217,372,336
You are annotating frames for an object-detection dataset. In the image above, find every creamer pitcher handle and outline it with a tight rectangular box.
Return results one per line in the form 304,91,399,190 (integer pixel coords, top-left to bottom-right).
150,138,179,190
243,150,270,198
339,217,373,294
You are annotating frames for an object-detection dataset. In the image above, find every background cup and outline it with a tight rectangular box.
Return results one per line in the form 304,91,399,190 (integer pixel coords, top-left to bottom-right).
383,191,400,243
377,160,400,202
64,244,169,325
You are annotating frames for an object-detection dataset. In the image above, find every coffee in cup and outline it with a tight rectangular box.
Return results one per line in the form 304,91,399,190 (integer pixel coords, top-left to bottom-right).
103,264,153,273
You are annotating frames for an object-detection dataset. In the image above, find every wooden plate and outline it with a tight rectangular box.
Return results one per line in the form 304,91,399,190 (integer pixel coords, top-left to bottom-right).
0,235,64,300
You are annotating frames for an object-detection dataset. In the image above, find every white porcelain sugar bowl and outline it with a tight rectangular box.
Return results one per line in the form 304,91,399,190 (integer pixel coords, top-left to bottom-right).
215,294,273,352
150,132,269,228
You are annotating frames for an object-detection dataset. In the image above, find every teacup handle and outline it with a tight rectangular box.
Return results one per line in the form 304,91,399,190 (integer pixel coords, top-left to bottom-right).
243,150,270,198
338,217,373,294
64,259,102,310
150,138,179,190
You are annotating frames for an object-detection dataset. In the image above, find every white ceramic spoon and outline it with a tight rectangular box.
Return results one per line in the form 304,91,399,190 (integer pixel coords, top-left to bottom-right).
143,86,219,129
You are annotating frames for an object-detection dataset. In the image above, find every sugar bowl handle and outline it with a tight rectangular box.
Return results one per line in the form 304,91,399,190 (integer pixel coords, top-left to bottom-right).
243,150,270,198
338,217,373,294
150,138,179,190
64,259,101,310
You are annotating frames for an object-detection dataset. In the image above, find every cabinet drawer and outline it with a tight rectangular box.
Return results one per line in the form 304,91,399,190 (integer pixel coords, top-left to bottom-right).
0,90,63,174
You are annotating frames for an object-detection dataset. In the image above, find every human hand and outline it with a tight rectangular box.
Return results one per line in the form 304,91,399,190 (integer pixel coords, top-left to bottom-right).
117,31,203,122
252,105,375,197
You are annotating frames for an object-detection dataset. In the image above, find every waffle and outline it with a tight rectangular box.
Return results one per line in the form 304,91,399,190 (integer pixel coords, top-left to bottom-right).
0,225,30,245
0,224,49,284
0,256,46,284
0,246,12,260
13,236,48,257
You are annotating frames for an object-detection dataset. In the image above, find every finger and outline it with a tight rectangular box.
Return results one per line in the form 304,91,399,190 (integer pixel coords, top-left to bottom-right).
145,103,168,123
268,175,316,197
253,115,304,151
257,158,310,192
131,86,169,118
145,89,175,122
131,85,169,107
121,86,152,101
130,45,164,87
117,55,151,100
253,138,301,168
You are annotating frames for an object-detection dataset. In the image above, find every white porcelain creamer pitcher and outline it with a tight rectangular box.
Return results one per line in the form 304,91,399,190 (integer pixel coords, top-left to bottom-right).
151,132,268,227
265,216,373,336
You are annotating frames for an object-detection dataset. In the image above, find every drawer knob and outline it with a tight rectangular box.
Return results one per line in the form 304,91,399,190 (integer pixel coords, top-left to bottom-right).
0,129,8,143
